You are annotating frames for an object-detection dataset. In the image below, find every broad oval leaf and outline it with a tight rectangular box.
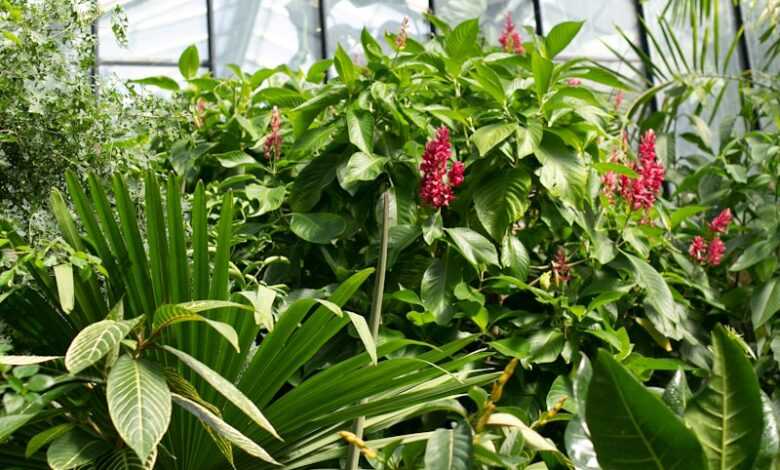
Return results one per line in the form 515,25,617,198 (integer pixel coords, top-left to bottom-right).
346,109,374,155
289,212,347,244
26,423,74,458
545,21,584,58
47,429,110,470
475,168,530,241
424,424,473,470
421,255,462,325
535,133,587,206
178,44,199,80
730,239,780,272
685,325,763,470
586,350,706,470
245,184,286,217
624,252,682,340
172,393,279,465
65,317,143,374
337,152,386,194
472,123,517,156
161,346,280,440
751,278,780,329
107,355,172,462
445,227,499,269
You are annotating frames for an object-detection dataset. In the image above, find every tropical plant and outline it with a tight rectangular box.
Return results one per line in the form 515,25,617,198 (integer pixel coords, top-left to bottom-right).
0,171,496,469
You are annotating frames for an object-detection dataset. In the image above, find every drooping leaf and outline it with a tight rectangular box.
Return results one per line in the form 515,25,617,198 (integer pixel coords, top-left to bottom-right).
751,278,780,329
421,255,462,325
424,424,473,470
334,45,357,85
0,414,37,442
172,394,278,465
730,239,780,272
289,212,347,244
662,369,692,416
337,152,386,193
445,227,499,269
624,252,682,340
345,311,377,365
346,109,374,155
535,133,587,206
685,325,763,470
152,304,240,352
161,346,280,440
586,350,706,470
107,355,172,462
501,236,529,281
65,317,143,374
131,76,180,91
26,423,75,458
474,168,530,241
53,264,74,314
0,355,61,366
488,413,557,452
245,184,286,217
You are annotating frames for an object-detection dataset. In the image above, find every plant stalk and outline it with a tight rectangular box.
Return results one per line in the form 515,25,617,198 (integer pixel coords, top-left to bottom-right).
346,191,390,469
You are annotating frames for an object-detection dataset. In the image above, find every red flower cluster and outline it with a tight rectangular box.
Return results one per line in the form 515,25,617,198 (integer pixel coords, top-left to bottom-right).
263,106,283,160
688,209,732,267
396,16,409,50
552,246,571,284
499,13,525,55
709,208,732,233
419,126,464,208
617,130,665,213
567,78,582,86
601,149,621,203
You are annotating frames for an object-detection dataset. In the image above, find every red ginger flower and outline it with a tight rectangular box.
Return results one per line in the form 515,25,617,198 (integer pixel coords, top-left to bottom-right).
499,13,525,55
601,149,622,202
396,16,409,50
552,246,571,284
420,126,464,208
709,208,732,234
707,237,725,266
263,106,283,160
689,236,708,263
619,130,665,213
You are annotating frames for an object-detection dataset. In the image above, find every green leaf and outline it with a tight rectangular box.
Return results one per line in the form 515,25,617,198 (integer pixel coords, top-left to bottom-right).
730,239,780,272
65,317,143,374
424,424,473,470
0,355,61,366
445,227,499,269
586,351,706,470
47,430,110,470
107,355,172,462
531,52,554,100
535,133,587,206
669,205,708,228
345,312,377,365
177,300,251,313
53,264,74,314
334,45,357,85
516,119,542,159
501,236,529,281
592,162,639,179
215,151,256,169
624,252,682,340
545,21,584,58
752,278,780,329
152,304,240,352
475,168,530,241
26,423,75,458
662,369,692,416
472,123,517,157
423,212,444,245
491,329,564,365
444,19,480,64
289,212,347,244
172,394,278,465
239,285,276,330
685,325,764,470
421,255,461,324
130,76,180,91
0,414,37,441
487,413,557,451
178,44,200,79
337,152,386,193
245,184,286,217
289,152,345,212
161,346,280,440
346,109,374,155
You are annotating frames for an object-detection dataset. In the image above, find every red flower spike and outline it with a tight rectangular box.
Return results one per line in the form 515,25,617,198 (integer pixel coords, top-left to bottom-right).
707,237,725,266
617,129,665,213
709,208,732,234
499,13,525,55
552,246,571,284
420,126,463,208
689,235,708,263
396,16,409,50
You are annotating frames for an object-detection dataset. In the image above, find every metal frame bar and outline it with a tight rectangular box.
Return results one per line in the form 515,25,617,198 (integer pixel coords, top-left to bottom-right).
531,0,543,35
428,0,436,36
205,0,216,74
317,0,328,60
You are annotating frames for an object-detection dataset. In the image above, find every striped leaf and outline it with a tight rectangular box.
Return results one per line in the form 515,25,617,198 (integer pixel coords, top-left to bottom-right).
26,423,75,458
96,447,157,470
0,355,61,366
65,317,143,374
152,304,239,352
107,355,171,462
171,394,278,465
46,429,110,470
162,345,280,440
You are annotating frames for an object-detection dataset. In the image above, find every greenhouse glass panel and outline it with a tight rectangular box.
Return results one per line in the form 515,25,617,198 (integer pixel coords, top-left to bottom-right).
212,0,322,77
434,0,535,43
324,0,429,58
97,0,209,63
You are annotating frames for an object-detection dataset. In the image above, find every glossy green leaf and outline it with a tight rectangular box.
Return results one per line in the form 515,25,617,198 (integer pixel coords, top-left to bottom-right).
751,278,780,329
685,325,763,470
345,311,377,365
245,184,286,217
444,19,480,64
545,21,584,58
346,109,374,155
178,44,199,79
662,369,692,416
624,252,682,340
445,227,499,269
501,236,529,281
472,123,517,156
130,76,180,91
337,152,386,193
586,351,706,470
730,239,780,272
475,168,530,241
26,423,75,458
53,264,74,314
424,424,472,470
535,133,587,206
289,212,347,244
334,45,357,85
152,304,240,352
65,317,143,374
47,430,110,470
107,355,171,462
421,255,461,324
